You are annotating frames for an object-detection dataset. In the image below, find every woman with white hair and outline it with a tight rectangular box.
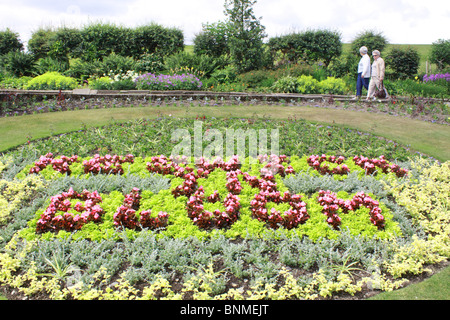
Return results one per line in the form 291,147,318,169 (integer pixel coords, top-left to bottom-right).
367,50,388,100
354,46,371,99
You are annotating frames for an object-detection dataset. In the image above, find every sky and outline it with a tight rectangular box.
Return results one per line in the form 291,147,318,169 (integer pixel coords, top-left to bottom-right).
0,0,448,49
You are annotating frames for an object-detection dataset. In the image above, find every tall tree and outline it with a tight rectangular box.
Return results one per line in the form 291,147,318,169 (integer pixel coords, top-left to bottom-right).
224,0,267,73
0,28,23,56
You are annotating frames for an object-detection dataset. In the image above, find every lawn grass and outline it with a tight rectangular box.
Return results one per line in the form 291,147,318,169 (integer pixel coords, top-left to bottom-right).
369,264,450,300
1,105,449,161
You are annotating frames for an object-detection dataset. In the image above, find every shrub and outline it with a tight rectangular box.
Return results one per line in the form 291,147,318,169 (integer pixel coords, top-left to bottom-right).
271,76,298,93
27,28,56,60
238,70,276,89
296,75,320,94
271,75,349,95
130,24,184,59
209,65,238,84
318,77,349,95
100,53,136,76
50,27,83,60
25,72,78,90
66,54,137,82
387,47,420,80
430,39,450,71
135,53,165,74
193,22,231,58
35,57,70,75
164,52,227,78
300,29,342,67
89,70,139,90
65,59,103,81
268,29,342,68
88,76,113,90
2,51,36,77
0,76,32,89
385,79,449,98
328,52,359,78
26,23,184,63
350,30,388,56
77,23,130,61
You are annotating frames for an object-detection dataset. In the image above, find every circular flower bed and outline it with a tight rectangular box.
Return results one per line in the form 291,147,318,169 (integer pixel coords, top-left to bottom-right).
0,117,448,302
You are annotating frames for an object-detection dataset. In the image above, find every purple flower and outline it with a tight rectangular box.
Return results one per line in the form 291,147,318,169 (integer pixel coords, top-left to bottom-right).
135,72,203,91
423,73,450,83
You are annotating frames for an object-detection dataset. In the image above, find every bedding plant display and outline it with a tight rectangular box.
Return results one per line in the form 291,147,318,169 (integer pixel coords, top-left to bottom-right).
0,116,448,300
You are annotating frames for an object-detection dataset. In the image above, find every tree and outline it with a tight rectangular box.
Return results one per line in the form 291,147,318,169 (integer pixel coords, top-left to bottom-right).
27,28,56,60
194,21,231,58
351,30,388,56
0,28,23,56
224,0,267,73
430,39,450,71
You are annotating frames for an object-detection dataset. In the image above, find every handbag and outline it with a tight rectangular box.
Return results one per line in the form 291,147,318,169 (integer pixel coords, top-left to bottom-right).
374,80,387,99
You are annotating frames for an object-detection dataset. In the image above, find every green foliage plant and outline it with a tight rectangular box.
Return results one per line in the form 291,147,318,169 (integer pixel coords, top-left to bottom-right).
271,75,297,93
77,23,129,61
164,51,227,78
35,57,70,75
193,21,231,58
25,72,78,90
0,76,32,89
268,29,342,68
88,76,114,90
318,77,349,95
0,174,46,224
296,75,320,94
271,75,350,95
27,28,56,60
2,52,36,77
430,39,450,70
50,27,83,60
130,24,184,59
328,51,360,78
299,29,342,68
382,158,449,276
386,47,420,80
0,28,23,56
350,30,389,56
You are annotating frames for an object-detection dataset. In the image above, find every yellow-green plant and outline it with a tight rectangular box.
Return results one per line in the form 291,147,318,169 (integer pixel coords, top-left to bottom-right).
382,158,450,278
25,72,78,90
0,175,46,223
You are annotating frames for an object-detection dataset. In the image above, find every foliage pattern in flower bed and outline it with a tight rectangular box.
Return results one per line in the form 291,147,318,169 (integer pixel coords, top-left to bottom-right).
16,153,408,242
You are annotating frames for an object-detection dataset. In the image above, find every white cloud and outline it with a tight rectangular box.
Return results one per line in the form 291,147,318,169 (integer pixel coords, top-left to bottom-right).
0,0,448,47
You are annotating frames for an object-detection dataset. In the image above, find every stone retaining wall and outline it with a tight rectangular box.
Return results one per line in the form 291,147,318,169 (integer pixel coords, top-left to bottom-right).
1,89,448,104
